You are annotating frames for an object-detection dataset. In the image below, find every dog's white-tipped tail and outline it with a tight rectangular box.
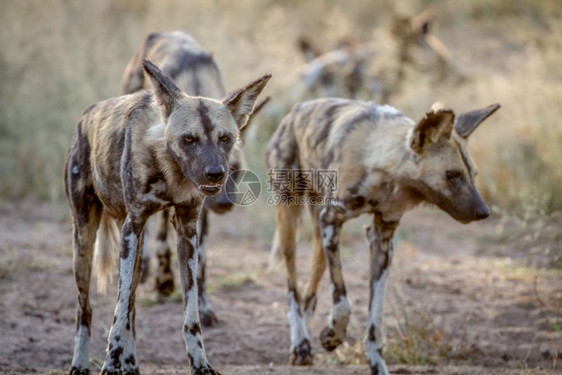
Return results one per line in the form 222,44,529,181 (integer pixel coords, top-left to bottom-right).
93,210,119,293
267,228,282,272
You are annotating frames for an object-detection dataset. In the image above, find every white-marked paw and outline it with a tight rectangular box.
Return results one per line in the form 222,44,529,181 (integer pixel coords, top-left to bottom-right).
191,365,222,375
289,338,313,366
370,359,390,375
99,369,139,375
101,345,138,375
320,325,345,351
68,366,89,375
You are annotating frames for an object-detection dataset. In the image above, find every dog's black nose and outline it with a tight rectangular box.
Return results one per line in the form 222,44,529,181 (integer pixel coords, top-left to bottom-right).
474,205,490,220
204,166,225,183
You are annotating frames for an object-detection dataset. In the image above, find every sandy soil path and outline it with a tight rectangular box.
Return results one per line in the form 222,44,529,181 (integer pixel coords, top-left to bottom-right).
0,202,560,374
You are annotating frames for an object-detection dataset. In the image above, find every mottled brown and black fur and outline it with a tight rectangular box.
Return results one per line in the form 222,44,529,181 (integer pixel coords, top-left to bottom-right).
266,98,499,374
121,31,269,326
65,58,269,375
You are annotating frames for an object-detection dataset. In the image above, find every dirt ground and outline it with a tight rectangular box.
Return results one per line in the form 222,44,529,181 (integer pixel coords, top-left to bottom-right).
0,201,561,375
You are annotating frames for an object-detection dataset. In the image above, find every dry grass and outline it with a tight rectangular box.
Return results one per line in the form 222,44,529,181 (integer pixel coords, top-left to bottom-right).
1,1,561,234
316,305,476,367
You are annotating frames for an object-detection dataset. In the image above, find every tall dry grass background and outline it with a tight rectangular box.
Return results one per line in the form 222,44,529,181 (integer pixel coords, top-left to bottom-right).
0,0,560,239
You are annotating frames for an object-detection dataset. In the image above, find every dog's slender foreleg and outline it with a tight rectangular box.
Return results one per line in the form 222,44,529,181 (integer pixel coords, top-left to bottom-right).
101,214,147,375
318,206,350,352
364,213,399,375
196,208,218,327
174,204,220,375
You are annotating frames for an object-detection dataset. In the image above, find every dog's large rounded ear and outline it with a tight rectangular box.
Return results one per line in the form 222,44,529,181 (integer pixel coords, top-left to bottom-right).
142,59,183,119
455,104,500,138
297,37,322,63
240,96,270,138
223,74,271,130
410,105,455,154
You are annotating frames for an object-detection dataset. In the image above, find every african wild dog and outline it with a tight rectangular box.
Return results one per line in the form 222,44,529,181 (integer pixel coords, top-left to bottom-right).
266,98,499,374
297,9,455,102
121,30,269,327
65,58,270,375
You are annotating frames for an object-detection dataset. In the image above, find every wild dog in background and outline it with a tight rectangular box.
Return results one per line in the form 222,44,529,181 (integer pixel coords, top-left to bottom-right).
65,58,269,375
122,31,269,326
297,9,456,102
266,98,499,374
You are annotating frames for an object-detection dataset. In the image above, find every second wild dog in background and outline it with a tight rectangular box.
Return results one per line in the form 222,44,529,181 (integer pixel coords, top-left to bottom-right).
266,98,499,374
297,9,457,103
65,58,270,374
121,31,269,326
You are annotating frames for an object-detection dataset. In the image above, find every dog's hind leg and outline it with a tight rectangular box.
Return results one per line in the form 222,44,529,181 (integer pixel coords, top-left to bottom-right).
65,133,103,375
302,205,326,323
318,205,350,352
277,201,312,366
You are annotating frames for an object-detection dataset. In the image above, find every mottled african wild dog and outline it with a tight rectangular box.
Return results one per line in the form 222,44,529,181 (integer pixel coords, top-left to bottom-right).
121,31,269,326
297,9,455,102
65,59,269,375
266,98,499,374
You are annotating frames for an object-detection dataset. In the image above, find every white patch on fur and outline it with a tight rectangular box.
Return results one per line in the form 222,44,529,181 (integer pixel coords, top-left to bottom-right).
377,104,402,116
288,291,310,350
71,325,90,369
365,243,393,375
321,224,334,247
267,228,281,271
180,234,209,368
188,235,198,250
365,346,390,375
197,236,214,314
328,284,351,339
144,121,166,144
368,268,389,336
101,229,139,372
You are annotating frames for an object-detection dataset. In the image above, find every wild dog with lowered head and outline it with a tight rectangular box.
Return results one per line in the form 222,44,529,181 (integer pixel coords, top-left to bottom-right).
65,58,270,375
121,30,269,326
266,98,499,374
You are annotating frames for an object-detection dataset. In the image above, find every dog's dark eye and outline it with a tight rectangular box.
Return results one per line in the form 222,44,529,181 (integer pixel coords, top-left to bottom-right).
220,135,230,143
446,170,463,181
184,135,198,144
